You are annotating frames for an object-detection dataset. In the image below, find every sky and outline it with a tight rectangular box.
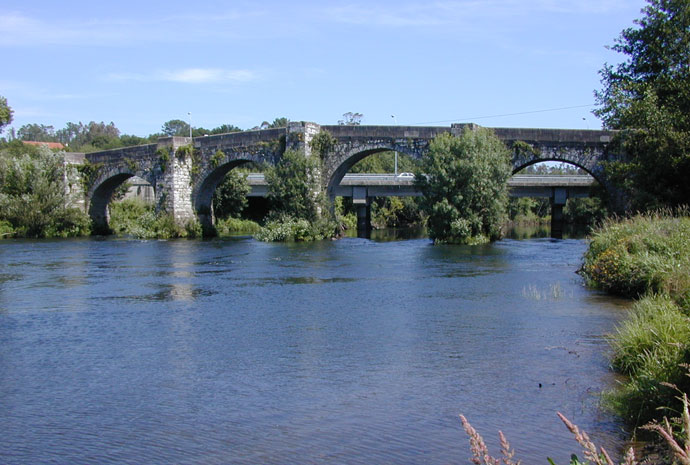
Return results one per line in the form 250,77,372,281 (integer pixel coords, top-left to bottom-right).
1,0,648,137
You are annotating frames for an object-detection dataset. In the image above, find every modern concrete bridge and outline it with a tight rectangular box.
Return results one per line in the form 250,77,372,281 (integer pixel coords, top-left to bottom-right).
245,173,596,237
73,121,619,235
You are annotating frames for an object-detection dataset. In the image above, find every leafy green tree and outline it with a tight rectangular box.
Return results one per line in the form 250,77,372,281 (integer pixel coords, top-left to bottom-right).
209,124,243,134
349,151,419,173
161,119,190,137
0,146,90,237
265,149,322,222
0,96,14,134
338,112,363,125
416,127,512,244
56,121,121,151
213,170,250,219
268,117,288,128
595,0,690,209
119,134,149,147
17,124,56,142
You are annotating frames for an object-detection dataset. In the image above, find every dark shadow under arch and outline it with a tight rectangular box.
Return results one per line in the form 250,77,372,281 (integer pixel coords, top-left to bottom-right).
193,160,254,230
89,173,136,234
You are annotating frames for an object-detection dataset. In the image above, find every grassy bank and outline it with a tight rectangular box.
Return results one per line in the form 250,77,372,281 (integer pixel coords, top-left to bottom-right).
214,216,261,236
109,199,201,239
580,210,690,427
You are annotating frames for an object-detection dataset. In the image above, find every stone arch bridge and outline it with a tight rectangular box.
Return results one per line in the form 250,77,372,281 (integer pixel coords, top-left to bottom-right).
72,122,619,233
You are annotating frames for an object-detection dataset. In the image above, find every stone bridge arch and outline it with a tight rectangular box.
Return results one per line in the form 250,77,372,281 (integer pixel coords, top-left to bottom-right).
509,139,619,198
191,148,279,230
87,164,158,234
322,138,428,199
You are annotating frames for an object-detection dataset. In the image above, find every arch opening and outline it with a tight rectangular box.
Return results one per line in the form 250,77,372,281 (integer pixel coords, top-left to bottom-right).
508,161,607,239
89,172,137,234
329,148,424,238
327,147,419,199
194,159,266,234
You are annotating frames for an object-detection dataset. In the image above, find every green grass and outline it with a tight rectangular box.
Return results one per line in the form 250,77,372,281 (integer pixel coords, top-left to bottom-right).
215,216,261,236
254,215,337,242
581,209,690,304
109,199,200,239
581,210,690,427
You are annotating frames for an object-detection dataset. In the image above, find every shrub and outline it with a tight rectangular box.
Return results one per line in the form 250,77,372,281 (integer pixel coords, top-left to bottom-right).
255,214,336,242
108,199,196,239
0,146,92,238
215,216,261,235
416,127,511,244
580,210,690,304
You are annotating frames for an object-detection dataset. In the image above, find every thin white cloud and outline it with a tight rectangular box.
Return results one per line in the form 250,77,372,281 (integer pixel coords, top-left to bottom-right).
324,0,629,28
0,9,267,47
107,68,260,84
162,68,258,84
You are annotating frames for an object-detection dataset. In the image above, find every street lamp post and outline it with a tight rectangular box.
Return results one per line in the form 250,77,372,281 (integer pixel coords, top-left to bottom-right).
391,115,398,176
188,112,192,139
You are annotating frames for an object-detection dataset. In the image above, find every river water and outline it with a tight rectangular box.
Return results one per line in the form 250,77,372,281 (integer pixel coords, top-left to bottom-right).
0,235,628,464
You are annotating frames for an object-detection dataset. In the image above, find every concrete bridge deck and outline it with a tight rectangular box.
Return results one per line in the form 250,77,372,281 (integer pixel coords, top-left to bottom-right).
245,173,596,198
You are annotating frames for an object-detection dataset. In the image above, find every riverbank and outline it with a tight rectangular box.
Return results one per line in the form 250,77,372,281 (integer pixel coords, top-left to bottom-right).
580,211,690,429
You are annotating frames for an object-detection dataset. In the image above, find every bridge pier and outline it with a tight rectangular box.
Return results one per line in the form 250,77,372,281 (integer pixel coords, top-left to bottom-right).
156,136,196,225
352,187,372,238
356,203,371,238
550,187,567,239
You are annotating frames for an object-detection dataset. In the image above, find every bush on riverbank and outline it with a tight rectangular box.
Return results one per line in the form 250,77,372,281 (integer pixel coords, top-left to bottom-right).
109,199,201,239
580,210,690,427
581,210,690,303
0,146,91,238
254,214,336,242
215,216,261,236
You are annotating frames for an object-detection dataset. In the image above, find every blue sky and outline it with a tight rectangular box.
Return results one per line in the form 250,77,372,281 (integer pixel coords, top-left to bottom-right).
2,0,647,137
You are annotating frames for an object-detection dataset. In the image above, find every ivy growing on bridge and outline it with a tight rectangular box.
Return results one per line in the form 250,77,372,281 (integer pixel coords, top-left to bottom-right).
76,159,104,192
309,130,337,160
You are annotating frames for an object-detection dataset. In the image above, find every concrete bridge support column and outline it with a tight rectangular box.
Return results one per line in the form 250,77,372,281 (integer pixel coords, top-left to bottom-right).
550,187,567,239
356,203,371,238
155,136,197,225
353,187,371,238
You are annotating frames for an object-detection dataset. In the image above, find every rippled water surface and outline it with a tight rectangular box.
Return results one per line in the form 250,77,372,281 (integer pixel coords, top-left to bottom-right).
0,236,628,464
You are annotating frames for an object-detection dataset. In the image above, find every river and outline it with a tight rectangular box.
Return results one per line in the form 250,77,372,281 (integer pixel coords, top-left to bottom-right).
0,234,628,464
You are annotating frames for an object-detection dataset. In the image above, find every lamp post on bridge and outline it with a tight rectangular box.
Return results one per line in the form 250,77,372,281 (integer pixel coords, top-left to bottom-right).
188,112,192,139
391,115,398,176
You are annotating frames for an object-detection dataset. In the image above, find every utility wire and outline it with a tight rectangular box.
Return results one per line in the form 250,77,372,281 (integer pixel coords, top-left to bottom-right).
411,104,596,126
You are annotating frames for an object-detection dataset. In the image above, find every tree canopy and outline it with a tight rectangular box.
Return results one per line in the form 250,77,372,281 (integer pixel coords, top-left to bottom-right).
0,96,13,134
595,0,690,209
265,149,322,222
415,127,512,244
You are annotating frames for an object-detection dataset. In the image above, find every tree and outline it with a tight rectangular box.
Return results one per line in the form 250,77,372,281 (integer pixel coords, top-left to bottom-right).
17,124,56,142
0,96,13,134
55,121,121,151
268,117,288,128
415,127,512,244
595,0,690,209
265,149,323,222
338,112,363,125
0,145,90,237
213,170,250,219
161,119,190,137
